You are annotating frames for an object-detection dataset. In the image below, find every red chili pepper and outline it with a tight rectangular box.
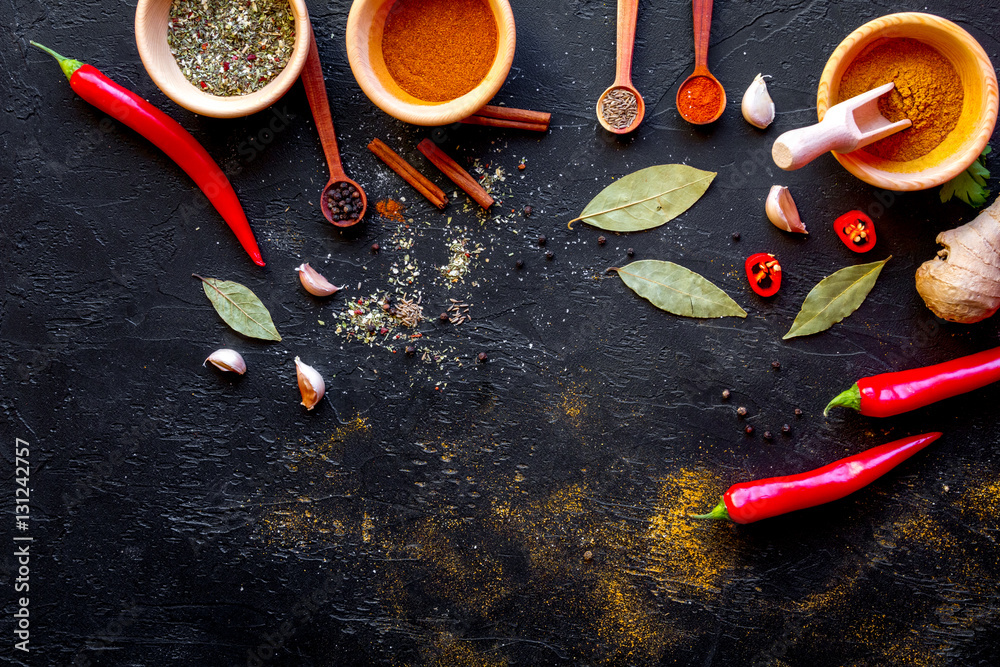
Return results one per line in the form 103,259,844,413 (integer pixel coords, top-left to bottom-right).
834,210,876,253
745,253,781,297
825,346,1000,417
692,432,941,523
31,41,264,267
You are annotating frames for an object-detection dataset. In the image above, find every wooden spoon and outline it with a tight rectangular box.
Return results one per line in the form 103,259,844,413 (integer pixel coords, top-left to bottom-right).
301,27,367,227
676,0,726,125
596,0,645,134
772,81,912,170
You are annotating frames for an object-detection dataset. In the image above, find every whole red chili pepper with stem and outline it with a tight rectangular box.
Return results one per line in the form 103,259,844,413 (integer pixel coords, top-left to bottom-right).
31,41,264,267
692,432,941,523
745,253,781,297
825,346,1000,417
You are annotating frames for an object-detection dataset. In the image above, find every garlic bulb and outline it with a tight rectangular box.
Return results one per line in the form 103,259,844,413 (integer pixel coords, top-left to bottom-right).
204,349,247,375
765,185,807,234
296,263,343,297
295,356,325,410
742,74,775,129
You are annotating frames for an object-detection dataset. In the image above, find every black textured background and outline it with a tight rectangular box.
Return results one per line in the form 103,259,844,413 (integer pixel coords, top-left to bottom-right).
3,0,1000,665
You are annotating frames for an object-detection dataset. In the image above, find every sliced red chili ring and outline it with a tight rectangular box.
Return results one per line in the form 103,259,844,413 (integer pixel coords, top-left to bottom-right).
834,210,876,253
745,252,781,297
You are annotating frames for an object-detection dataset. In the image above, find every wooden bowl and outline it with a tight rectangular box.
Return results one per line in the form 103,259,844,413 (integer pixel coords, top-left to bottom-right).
346,0,516,126
134,0,311,118
817,13,998,191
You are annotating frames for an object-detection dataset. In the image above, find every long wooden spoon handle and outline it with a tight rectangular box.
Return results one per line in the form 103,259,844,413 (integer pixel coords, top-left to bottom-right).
692,0,713,71
614,0,640,85
301,26,345,179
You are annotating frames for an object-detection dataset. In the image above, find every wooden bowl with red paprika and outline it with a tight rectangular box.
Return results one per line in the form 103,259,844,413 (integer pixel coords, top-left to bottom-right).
817,12,998,192
346,0,517,126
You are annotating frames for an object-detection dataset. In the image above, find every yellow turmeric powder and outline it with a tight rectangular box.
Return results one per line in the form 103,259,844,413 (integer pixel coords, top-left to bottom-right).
837,37,963,162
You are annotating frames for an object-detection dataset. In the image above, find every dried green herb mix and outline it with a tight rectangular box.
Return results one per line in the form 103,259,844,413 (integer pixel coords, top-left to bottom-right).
168,0,295,97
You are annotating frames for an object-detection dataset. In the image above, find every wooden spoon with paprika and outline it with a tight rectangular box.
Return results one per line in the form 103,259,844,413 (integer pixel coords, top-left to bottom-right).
676,0,726,125
301,26,367,227
596,0,645,134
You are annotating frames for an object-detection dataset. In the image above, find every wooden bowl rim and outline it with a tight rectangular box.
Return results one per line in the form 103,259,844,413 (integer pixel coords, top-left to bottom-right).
135,0,310,118
817,12,998,191
346,0,517,127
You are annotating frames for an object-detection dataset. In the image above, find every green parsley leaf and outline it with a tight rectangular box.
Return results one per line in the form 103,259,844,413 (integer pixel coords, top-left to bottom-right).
941,145,991,207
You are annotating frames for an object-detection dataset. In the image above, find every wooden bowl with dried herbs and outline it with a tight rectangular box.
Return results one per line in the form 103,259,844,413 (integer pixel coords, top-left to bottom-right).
135,0,311,118
817,12,998,191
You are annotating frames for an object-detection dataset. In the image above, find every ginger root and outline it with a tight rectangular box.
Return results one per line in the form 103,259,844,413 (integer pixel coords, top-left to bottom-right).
916,196,1000,323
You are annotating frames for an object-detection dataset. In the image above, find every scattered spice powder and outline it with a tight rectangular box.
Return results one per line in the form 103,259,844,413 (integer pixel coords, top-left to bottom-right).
600,88,638,130
837,37,963,162
677,76,722,123
167,0,295,96
382,0,498,103
375,199,406,223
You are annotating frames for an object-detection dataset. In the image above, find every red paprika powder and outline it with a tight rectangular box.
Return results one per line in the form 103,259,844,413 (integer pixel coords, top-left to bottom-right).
677,75,722,124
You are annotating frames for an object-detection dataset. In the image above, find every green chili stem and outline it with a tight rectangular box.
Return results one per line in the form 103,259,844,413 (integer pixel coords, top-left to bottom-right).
824,383,861,417
689,498,731,521
30,41,84,82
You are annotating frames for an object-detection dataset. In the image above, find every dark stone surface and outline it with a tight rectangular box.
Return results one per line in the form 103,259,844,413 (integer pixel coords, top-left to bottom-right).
3,0,1000,665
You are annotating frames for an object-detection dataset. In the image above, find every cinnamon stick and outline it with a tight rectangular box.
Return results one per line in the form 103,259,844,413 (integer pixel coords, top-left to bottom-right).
460,116,549,133
367,138,448,209
460,105,551,132
416,139,494,210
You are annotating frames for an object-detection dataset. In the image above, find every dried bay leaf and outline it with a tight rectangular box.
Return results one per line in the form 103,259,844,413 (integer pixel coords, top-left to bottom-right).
570,165,716,232
612,260,747,319
783,257,890,340
194,274,282,341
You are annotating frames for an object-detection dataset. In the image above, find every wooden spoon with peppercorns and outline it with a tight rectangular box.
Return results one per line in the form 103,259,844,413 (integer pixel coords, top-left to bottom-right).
301,26,366,227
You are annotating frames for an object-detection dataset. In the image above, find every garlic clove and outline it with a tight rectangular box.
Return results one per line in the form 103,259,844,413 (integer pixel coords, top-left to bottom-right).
296,263,343,297
204,348,247,375
295,356,325,410
742,73,775,129
765,185,808,234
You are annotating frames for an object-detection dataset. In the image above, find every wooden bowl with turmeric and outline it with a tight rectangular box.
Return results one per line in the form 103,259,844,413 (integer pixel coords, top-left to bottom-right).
817,12,998,192
346,0,517,126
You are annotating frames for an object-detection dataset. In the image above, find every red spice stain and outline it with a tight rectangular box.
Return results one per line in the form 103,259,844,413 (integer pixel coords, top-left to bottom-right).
376,199,406,223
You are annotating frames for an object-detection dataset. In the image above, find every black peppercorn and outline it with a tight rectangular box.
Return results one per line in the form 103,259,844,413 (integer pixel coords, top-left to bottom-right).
477,352,487,363
763,431,773,440
516,259,524,269
538,234,546,246
524,205,533,217
732,232,741,241
794,408,803,417
439,312,449,323
598,236,606,245
722,389,731,400
371,242,380,253
545,251,554,260
781,424,791,434
627,248,635,257
772,361,781,370
745,425,754,435
737,406,747,417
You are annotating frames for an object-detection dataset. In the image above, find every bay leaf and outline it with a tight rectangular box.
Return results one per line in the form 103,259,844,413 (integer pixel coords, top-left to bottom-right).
612,260,747,319
194,275,282,341
783,257,890,340
570,165,716,232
